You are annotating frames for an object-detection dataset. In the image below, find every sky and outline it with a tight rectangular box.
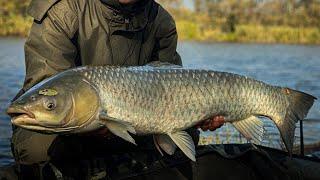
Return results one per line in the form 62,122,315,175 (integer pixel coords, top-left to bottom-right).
183,0,194,10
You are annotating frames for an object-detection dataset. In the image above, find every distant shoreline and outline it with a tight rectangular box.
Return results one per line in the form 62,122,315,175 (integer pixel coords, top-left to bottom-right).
1,35,318,46
1,20,319,45
1,0,320,45
178,40,320,46
176,22,320,45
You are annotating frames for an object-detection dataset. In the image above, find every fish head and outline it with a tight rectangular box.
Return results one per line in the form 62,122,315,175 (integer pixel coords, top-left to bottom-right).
7,72,100,133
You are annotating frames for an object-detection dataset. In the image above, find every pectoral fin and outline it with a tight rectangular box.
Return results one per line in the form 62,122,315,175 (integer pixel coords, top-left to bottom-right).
99,112,136,145
169,131,196,161
153,134,177,156
232,116,265,144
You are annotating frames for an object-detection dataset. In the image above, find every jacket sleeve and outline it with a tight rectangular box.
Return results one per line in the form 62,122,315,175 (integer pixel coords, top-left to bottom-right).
151,7,182,66
17,0,79,99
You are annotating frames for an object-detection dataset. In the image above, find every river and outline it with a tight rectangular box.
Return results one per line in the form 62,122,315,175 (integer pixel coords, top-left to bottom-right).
0,38,319,167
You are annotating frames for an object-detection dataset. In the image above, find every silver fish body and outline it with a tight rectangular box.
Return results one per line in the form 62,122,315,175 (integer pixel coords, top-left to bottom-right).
82,66,283,133
75,64,315,159
9,63,316,161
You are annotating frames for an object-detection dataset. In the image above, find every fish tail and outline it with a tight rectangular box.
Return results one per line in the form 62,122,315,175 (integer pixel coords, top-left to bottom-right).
273,88,316,155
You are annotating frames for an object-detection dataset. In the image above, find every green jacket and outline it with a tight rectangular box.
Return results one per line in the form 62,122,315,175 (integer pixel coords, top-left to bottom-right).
22,0,181,93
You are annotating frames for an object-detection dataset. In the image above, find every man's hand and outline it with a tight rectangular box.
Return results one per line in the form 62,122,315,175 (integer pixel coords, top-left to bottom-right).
197,116,225,131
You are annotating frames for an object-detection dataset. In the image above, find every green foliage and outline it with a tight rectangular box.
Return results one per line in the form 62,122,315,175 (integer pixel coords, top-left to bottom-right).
221,14,236,33
1,0,320,44
161,0,320,44
0,15,32,36
0,0,31,36
176,20,200,40
176,24,320,44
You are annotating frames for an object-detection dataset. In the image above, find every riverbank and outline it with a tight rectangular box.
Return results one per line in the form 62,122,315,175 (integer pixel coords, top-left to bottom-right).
176,21,320,45
0,17,320,45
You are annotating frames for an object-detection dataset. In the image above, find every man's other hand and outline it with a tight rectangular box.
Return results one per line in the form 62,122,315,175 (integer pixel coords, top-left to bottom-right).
197,116,225,131
83,115,225,137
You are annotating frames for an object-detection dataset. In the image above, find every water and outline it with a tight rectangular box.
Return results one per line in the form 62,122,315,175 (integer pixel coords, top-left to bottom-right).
0,38,25,167
0,38,319,167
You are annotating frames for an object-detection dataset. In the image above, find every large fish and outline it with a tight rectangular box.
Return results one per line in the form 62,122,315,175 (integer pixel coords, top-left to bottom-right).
7,62,316,161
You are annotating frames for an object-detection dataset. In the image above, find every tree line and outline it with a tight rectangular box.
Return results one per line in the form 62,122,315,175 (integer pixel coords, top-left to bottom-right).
1,0,320,44
159,0,320,30
3,0,318,26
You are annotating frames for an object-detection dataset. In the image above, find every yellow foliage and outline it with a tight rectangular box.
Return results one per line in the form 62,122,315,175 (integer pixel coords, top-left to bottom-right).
0,15,32,36
176,20,200,40
1,0,320,44
176,21,320,44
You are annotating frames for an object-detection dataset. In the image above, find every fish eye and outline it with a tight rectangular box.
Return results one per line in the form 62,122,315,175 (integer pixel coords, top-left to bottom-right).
44,99,56,111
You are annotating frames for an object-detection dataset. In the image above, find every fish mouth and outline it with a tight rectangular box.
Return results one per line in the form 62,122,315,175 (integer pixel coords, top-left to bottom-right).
7,106,37,126
7,105,78,133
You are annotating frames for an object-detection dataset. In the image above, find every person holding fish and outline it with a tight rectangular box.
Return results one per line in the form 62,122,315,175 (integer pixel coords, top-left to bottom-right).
9,0,226,179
